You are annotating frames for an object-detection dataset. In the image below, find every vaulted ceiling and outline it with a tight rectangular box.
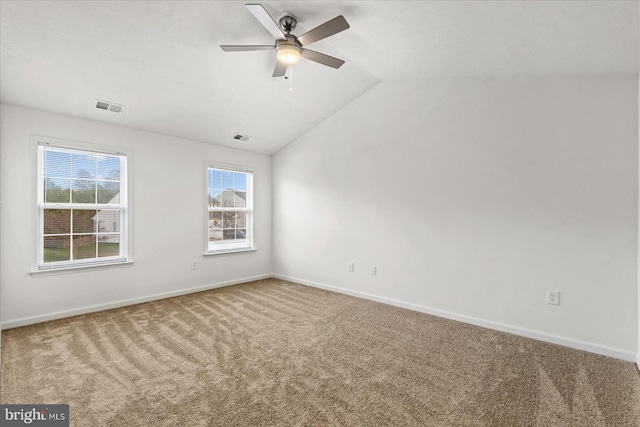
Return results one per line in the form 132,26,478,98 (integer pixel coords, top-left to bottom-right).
1,1,638,154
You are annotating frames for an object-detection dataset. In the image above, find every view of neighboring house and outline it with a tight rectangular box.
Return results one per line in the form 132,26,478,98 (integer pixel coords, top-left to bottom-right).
208,190,246,241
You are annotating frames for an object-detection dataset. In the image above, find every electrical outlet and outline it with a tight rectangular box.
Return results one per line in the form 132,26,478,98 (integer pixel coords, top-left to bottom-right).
370,265,377,275
547,290,559,306
191,260,198,270
347,262,354,272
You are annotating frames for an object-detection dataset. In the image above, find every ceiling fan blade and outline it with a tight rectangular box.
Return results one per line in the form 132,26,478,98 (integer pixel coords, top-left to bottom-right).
246,4,286,40
273,61,287,77
297,15,350,46
301,49,345,69
220,45,275,52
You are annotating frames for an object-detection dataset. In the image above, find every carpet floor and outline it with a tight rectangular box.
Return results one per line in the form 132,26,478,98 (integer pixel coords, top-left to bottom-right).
1,278,639,426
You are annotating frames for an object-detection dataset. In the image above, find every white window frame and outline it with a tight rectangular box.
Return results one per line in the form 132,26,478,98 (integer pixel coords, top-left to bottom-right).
205,163,254,255
35,138,131,271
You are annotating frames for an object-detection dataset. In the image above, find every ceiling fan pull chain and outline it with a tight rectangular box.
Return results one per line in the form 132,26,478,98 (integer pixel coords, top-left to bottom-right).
289,64,293,92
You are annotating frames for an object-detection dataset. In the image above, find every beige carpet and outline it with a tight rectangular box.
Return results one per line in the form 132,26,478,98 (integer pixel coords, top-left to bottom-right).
2,278,639,426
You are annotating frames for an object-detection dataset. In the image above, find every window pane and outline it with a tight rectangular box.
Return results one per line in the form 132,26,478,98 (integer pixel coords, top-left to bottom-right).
220,190,234,207
72,180,96,203
44,209,71,235
73,235,96,259
236,229,246,239
208,211,222,241
235,212,245,228
97,156,120,180
97,209,120,233
234,191,247,208
209,169,222,189
223,230,236,240
45,178,71,203
98,235,120,257
97,181,120,204
222,211,236,229
44,236,70,262
72,153,96,179
208,189,221,207
209,211,222,228
221,171,234,189
234,173,247,191
72,210,97,233
44,150,71,178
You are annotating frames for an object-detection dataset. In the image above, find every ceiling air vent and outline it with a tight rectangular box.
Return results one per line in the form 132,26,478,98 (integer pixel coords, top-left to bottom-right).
96,100,124,113
233,134,250,141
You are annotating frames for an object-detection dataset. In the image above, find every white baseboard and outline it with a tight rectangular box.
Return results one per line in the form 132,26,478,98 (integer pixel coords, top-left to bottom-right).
636,353,640,372
272,274,637,363
1,274,272,329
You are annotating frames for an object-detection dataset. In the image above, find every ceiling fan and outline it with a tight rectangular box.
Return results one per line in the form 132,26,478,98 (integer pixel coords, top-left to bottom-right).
220,4,350,78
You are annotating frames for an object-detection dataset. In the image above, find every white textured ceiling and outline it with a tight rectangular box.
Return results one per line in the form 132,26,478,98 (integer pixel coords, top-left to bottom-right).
1,1,638,154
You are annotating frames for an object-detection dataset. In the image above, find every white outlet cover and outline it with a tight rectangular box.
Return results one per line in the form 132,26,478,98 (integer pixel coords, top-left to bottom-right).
546,290,560,305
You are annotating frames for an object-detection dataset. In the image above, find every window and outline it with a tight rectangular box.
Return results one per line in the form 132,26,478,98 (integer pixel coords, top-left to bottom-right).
37,143,128,270
207,166,253,253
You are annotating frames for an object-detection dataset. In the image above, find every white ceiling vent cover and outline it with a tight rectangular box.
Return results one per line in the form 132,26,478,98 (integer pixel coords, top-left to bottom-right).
96,100,124,113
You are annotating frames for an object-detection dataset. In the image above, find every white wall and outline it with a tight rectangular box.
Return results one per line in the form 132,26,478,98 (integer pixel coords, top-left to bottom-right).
273,77,639,359
0,106,2,347
0,104,272,326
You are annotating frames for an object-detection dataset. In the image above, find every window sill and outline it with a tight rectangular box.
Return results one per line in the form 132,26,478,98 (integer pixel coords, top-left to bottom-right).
30,260,135,276
204,248,256,257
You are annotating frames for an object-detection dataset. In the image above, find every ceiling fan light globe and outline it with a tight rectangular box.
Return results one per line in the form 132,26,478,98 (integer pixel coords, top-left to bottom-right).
276,45,301,64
